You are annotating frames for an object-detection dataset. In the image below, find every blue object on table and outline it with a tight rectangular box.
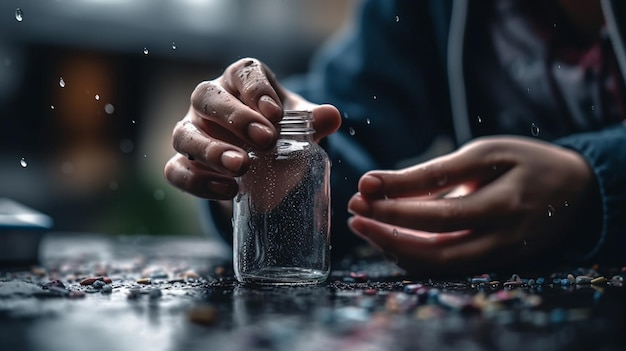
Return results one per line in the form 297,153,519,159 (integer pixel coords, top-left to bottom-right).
0,198,53,266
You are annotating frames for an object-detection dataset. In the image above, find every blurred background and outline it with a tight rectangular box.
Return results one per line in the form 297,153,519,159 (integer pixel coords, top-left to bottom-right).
0,0,357,236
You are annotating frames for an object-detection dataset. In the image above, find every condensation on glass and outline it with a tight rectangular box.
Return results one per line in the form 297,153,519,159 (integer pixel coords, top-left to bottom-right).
233,110,331,285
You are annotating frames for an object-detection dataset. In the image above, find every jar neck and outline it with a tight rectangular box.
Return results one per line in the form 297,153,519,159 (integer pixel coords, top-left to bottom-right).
279,110,314,137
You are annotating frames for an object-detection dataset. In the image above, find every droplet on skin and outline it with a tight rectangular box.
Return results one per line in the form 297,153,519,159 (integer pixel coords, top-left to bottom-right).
59,77,66,88
20,157,27,168
531,123,540,137
15,8,23,22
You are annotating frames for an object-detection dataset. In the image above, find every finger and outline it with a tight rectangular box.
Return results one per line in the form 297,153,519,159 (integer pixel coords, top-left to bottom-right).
311,104,341,142
222,58,284,123
348,216,506,275
164,154,238,200
191,83,277,150
358,144,512,198
172,118,249,176
349,177,516,233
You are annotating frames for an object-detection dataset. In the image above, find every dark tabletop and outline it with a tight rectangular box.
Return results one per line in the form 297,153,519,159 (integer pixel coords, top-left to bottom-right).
0,232,624,351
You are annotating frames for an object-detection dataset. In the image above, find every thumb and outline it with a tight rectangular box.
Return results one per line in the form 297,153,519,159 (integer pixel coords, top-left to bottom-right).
311,104,341,142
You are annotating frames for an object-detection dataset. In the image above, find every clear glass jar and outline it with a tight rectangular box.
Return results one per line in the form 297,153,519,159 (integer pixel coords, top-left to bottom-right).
233,110,331,285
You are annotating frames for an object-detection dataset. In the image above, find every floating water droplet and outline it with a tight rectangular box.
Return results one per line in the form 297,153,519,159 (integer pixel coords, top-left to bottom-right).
59,77,65,88
564,201,569,207
591,105,595,112
50,105,55,110
348,127,356,136
527,87,532,94
143,47,149,55
373,95,377,100
143,154,147,158
547,204,555,217
104,103,115,115
553,23,557,28
131,120,136,124
15,8,23,22
20,157,27,168
109,180,119,190
95,94,100,101
477,115,482,123
395,15,400,22
392,228,399,237
531,122,540,136
171,42,177,50
557,64,561,69
366,118,371,125
523,240,527,246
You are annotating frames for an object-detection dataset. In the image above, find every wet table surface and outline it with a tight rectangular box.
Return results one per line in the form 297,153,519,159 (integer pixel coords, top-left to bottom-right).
0,233,625,351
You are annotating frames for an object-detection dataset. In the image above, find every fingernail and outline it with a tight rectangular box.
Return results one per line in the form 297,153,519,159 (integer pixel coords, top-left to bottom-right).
207,180,236,199
259,95,281,121
221,150,244,173
247,122,275,149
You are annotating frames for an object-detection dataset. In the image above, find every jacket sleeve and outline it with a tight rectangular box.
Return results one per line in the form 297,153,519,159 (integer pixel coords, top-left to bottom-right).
554,122,626,265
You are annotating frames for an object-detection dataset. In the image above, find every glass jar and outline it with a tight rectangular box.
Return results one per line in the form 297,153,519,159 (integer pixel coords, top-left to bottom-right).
233,110,331,285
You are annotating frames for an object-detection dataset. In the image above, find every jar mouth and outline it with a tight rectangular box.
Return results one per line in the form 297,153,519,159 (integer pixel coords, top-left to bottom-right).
279,110,314,134
281,110,313,122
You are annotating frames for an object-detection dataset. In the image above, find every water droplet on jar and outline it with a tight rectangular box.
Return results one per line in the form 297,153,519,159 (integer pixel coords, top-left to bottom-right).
15,8,23,22
547,204,555,217
59,77,66,88
348,127,356,136
20,157,27,168
531,123,540,136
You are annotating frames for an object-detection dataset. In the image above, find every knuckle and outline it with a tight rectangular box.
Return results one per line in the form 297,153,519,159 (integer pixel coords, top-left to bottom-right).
171,120,192,152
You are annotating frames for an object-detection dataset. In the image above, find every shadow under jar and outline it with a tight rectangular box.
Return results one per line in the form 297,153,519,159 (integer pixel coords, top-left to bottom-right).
233,110,331,285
